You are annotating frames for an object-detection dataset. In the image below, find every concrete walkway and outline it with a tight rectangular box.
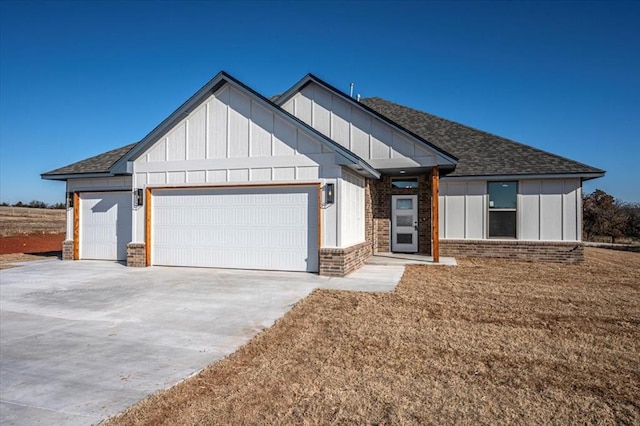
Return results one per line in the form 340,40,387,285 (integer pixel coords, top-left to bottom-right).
0,258,408,426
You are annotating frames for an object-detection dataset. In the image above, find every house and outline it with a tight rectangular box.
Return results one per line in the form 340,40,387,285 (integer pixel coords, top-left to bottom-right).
41,71,604,276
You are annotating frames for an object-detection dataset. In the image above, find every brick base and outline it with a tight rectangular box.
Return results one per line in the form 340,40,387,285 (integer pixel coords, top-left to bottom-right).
440,240,584,263
319,241,372,277
62,240,74,260
127,243,146,267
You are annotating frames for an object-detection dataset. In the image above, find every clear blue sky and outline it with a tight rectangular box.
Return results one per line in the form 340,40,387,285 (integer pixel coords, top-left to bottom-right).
1,0,638,204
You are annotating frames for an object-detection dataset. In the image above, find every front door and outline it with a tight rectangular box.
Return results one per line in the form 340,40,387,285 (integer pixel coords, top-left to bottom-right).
391,195,418,252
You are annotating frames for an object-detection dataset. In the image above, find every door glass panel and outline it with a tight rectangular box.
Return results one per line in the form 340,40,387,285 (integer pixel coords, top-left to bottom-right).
396,199,413,210
397,233,413,244
396,215,413,226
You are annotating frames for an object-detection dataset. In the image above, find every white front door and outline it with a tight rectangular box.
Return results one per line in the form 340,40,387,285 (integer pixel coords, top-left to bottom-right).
391,195,418,252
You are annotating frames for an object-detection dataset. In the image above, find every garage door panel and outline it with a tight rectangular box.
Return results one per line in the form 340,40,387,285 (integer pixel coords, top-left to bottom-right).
152,186,318,272
80,192,132,261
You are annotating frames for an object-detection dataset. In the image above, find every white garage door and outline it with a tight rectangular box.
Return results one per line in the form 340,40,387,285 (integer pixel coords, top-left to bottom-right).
152,186,318,272
80,192,132,261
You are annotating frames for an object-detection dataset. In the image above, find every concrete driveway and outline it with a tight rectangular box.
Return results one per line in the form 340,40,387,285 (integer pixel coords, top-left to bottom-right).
0,259,403,426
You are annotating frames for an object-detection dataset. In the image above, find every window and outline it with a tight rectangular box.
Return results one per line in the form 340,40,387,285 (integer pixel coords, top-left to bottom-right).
391,177,418,189
488,181,517,238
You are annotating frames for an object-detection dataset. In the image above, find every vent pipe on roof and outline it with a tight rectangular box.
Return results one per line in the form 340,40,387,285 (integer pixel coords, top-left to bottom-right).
356,94,361,102
349,82,354,98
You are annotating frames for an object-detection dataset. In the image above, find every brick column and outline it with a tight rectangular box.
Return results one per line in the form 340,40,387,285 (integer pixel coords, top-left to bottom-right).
62,240,74,260
127,243,146,267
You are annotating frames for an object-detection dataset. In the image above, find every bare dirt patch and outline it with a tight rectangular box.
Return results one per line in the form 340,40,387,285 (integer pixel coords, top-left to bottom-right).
0,233,65,255
106,248,640,425
0,206,66,267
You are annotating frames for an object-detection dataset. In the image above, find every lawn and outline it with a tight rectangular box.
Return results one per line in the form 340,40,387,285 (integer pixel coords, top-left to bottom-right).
107,248,639,425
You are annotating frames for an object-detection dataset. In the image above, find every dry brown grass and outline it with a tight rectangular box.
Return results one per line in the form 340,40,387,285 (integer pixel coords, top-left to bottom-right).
0,252,61,269
0,206,66,236
106,248,640,425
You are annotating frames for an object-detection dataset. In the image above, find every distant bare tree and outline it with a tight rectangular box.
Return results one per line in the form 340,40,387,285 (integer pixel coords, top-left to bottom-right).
621,202,640,240
583,189,629,243
28,200,47,209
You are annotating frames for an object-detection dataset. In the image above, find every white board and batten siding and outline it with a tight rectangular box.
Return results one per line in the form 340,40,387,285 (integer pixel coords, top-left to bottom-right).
131,83,345,248
152,186,318,272
438,181,485,240
281,82,440,169
339,171,366,247
439,178,582,241
134,83,341,186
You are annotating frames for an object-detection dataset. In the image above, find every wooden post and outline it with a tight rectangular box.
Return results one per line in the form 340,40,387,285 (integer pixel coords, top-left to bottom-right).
431,166,440,263
73,192,80,260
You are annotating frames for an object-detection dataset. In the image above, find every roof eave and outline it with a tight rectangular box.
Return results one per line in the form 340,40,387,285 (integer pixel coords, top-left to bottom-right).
41,171,120,181
441,171,605,181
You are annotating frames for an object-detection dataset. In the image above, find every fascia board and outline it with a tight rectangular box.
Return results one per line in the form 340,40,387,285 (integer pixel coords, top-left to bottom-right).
441,172,606,182
41,172,116,181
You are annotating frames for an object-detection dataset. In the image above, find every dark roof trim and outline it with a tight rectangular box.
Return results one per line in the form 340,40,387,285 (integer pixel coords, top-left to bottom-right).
441,172,605,182
273,74,458,166
111,71,379,179
42,172,116,181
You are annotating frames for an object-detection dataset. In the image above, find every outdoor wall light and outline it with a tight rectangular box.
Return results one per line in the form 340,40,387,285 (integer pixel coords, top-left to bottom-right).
134,188,144,207
66,192,74,208
326,183,335,204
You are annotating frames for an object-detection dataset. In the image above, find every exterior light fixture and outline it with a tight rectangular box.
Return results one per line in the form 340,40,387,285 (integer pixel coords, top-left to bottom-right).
134,188,144,207
326,183,335,204
66,192,74,208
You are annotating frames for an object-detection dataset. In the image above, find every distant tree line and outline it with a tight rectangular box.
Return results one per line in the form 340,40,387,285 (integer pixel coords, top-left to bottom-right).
0,200,66,209
583,189,640,243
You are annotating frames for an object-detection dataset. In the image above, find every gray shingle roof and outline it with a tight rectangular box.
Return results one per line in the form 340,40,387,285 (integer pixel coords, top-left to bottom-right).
360,97,604,177
42,143,137,177
42,94,604,180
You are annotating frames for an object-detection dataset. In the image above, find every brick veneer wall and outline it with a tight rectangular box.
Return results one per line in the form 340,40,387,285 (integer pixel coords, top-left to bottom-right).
371,174,432,255
319,241,372,276
440,240,585,263
127,243,146,267
62,240,74,260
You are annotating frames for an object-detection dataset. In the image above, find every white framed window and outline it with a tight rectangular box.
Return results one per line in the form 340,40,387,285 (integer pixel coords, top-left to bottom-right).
488,181,517,238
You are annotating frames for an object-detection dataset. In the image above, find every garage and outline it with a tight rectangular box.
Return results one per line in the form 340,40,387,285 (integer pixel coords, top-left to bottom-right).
79,192,132,261
151,185,319,272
